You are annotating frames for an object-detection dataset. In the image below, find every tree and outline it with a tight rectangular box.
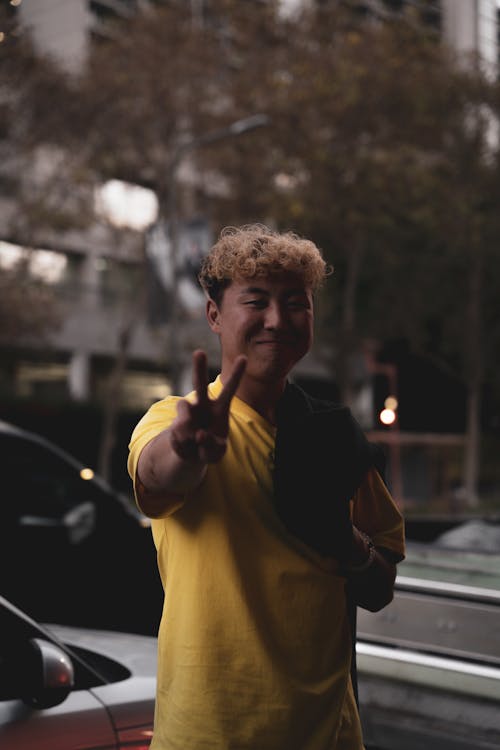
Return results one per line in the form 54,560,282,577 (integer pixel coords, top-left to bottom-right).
68,0,279,384
5,0,500,503
0,13,145,481
203,2,500,504
275,7,500,506
0,11,83,345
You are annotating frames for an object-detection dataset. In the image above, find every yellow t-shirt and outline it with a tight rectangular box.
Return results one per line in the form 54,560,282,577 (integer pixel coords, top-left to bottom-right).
128,377,405,750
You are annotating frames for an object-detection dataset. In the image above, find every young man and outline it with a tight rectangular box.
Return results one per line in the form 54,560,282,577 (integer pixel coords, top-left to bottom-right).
128,224,405,750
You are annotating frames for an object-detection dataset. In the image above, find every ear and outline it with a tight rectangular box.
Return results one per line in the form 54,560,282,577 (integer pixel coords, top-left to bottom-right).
206,298,221,333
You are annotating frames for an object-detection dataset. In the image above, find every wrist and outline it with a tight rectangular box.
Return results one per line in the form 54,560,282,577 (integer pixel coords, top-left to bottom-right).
343,529,376,574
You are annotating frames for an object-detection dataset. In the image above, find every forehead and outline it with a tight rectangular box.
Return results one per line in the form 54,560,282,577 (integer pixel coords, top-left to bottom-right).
229,272,312,295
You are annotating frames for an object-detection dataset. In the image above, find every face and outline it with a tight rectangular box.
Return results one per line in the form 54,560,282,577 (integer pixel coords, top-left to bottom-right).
206,272,314,384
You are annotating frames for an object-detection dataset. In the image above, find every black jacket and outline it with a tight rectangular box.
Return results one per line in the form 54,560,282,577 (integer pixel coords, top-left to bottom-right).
273,380,385,560
272,381,386,707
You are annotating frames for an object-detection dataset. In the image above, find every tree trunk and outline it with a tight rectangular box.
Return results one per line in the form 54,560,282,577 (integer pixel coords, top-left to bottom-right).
98,323,133,482
337,238,364,408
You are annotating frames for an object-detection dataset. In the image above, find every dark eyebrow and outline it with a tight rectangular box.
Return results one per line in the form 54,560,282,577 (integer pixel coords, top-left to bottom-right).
239,286,308,297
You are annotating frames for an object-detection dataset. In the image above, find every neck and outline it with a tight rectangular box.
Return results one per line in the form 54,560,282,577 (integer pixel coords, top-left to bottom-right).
221,371,287,425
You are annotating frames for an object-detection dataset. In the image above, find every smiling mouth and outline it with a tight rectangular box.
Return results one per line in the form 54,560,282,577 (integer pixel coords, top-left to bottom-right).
256,339,290,346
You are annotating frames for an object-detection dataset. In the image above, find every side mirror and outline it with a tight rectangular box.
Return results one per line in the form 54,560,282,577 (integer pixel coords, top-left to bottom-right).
22,638,75,709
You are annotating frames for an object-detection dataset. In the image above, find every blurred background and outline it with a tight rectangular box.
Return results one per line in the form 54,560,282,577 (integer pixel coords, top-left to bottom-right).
1,0,500,522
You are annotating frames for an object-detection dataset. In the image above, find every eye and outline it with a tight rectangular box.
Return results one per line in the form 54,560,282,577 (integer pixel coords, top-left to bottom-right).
287,297,309,309
244,298,267,308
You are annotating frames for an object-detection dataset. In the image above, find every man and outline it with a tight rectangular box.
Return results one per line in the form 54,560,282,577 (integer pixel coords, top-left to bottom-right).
128,223,405,750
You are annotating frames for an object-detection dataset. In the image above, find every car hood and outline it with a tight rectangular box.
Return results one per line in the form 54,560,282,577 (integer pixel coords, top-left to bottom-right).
45,624,157,736
44,623,158,676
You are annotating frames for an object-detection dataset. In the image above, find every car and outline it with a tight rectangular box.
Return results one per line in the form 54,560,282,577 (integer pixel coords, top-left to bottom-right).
0,592,156,750
357,527,500,750
0,420,163,635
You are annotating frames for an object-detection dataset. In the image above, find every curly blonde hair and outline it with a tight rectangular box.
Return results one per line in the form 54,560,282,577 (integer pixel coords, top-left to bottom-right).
198,224,332,303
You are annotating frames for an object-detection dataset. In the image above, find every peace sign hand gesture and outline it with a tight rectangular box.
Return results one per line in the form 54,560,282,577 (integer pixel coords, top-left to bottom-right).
170,350,247,465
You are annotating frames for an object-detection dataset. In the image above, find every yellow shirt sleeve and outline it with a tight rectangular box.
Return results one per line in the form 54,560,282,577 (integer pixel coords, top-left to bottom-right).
352,467,406,562
127,395,182,508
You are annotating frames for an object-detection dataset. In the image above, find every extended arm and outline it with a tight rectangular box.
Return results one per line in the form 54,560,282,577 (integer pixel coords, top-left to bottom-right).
135,350,246,518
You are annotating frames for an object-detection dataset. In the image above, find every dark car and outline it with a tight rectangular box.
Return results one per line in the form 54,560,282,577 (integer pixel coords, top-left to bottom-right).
0,420,162,635
0,593,156,749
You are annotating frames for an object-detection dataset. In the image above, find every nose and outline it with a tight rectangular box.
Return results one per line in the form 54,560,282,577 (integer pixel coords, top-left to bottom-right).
264,301,287,329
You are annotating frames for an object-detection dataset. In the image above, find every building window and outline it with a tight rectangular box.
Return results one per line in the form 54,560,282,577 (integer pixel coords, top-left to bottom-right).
0,241,68,285
15,362,70,400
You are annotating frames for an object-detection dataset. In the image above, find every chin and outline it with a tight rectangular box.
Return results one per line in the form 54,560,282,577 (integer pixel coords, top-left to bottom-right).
251,362,294,382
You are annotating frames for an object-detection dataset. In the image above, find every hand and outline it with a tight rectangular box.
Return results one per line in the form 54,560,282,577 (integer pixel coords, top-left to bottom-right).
169,350,247,464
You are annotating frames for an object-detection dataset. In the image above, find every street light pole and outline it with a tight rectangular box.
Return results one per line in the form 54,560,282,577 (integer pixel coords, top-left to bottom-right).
165,113,270,394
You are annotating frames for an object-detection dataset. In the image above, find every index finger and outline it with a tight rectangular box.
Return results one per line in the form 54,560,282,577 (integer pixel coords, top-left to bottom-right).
192,349,209,405
217,355,247,408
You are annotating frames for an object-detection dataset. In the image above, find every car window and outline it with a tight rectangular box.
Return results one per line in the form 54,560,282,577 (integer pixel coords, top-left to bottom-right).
0,434,89,520
0,429,162,634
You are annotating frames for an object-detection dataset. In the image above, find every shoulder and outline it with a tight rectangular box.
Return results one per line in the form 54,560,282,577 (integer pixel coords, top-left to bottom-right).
287,382,369,450
128,395,186,458
280,381,348,421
